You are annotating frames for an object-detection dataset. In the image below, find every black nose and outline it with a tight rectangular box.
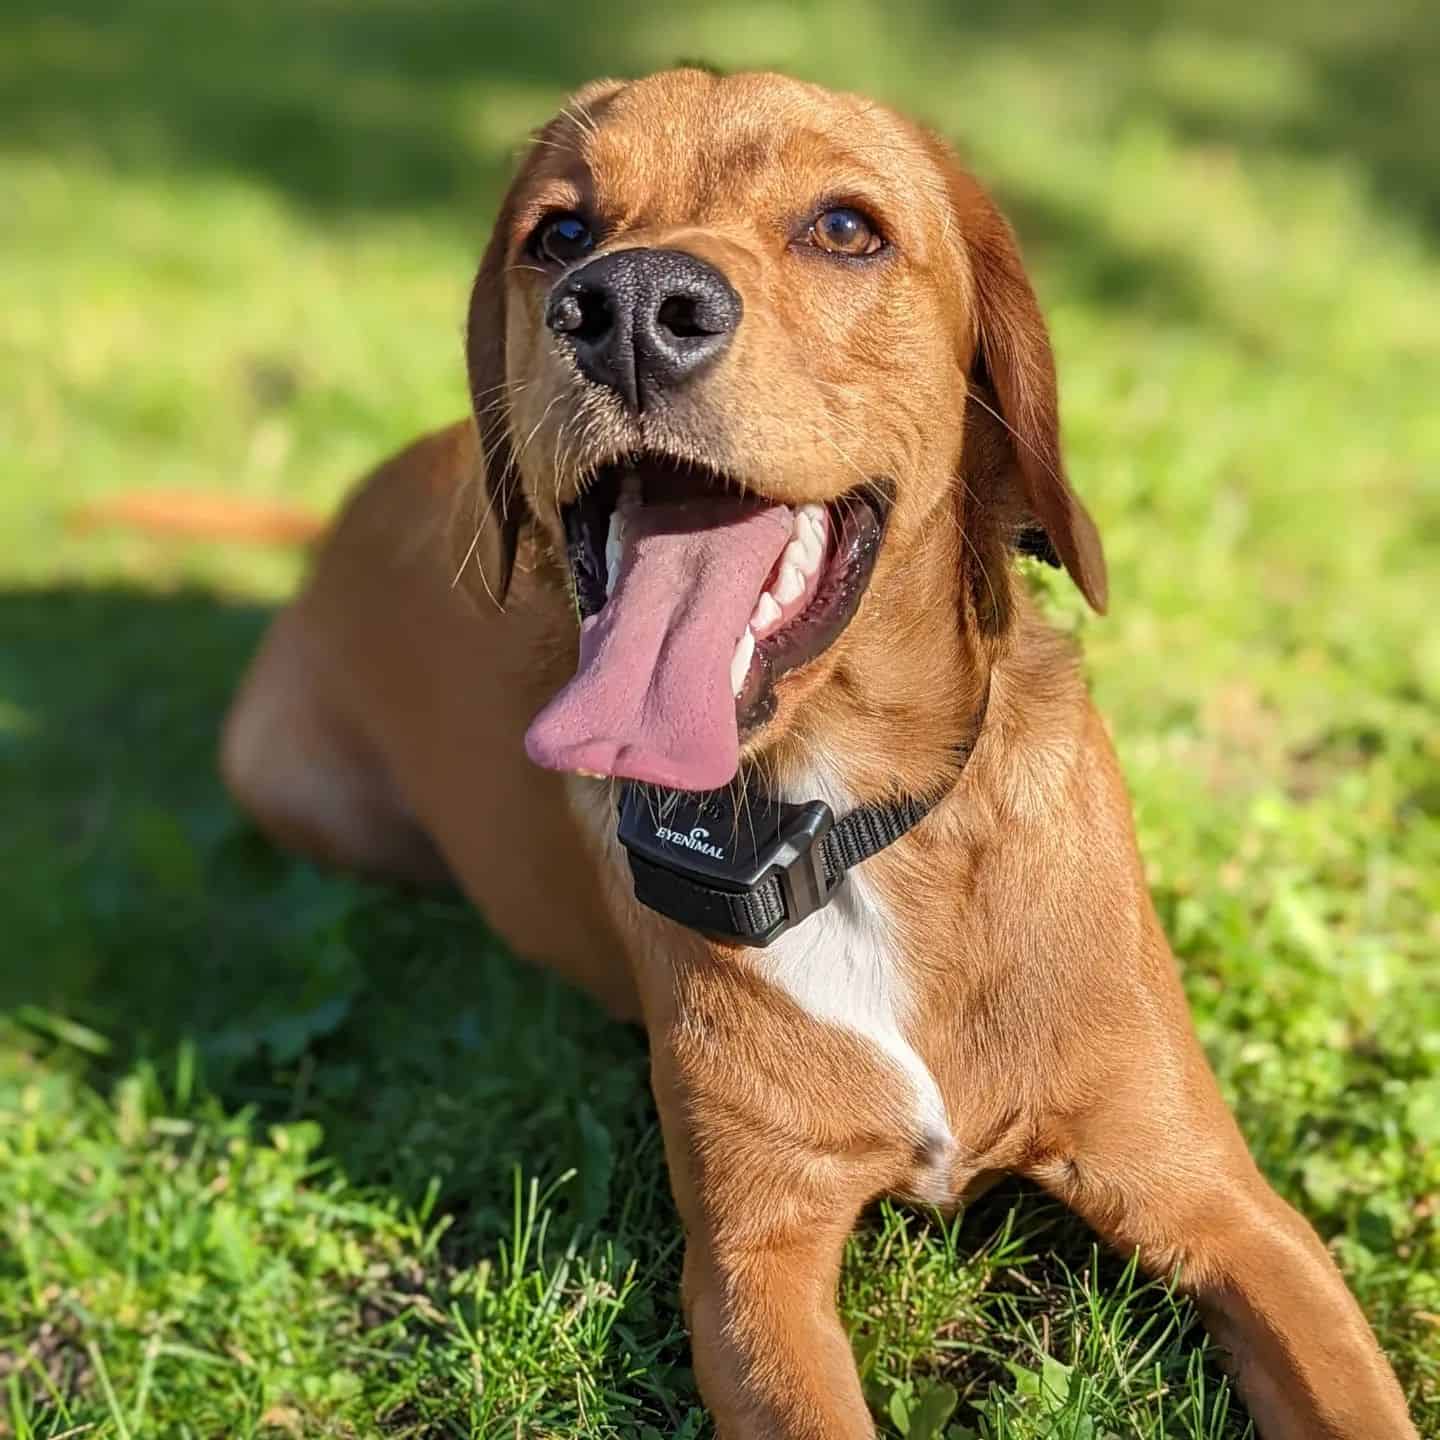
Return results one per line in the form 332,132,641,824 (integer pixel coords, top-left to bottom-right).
545,248,742,410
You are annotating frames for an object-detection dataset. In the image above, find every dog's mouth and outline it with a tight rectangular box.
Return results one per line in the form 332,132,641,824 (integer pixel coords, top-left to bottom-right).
523,453,889,791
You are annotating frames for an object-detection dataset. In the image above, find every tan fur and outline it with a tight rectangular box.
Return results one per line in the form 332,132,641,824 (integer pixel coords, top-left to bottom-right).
221,69,1416,1438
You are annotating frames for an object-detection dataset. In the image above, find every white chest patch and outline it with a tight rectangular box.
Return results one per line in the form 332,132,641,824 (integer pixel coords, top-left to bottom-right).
757,761,955,1198
570,763,957,1201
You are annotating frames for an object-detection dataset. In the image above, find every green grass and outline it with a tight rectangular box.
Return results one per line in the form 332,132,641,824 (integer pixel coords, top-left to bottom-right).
3,0,1439,1435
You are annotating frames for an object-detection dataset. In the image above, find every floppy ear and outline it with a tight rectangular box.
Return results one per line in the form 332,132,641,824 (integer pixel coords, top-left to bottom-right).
945,161,1109,613
460,188,530,605
458,81,628,606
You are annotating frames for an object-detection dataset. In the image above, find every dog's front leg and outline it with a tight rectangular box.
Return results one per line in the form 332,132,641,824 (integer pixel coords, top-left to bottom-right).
1028,1024,1416,1439
650,1045,879,1440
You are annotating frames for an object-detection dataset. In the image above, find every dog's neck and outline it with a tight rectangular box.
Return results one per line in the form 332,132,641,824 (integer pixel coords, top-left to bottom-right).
763,512,997,811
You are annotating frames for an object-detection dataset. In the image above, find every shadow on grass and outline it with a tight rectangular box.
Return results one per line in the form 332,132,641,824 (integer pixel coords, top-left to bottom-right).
2,0,647,218
0,585,658,1247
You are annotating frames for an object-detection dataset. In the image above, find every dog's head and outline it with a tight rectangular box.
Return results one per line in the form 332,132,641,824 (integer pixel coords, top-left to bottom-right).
460,68,1106,792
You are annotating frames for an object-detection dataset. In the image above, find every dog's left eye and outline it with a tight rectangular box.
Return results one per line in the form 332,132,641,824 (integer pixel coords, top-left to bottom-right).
808,207,883,257
530,213,595,265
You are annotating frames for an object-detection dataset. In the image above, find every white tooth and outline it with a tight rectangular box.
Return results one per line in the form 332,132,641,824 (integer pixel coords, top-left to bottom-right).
800,502,826,527
730,627,755,696
750,592,782,633
797,524,823,573
785,529,821,577
774,563,805,606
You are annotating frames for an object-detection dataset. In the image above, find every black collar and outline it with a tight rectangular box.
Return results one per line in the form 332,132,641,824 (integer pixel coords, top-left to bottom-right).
615,679,990,947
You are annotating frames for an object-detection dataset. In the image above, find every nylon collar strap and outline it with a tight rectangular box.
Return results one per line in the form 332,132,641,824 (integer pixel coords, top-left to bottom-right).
615,678,990,947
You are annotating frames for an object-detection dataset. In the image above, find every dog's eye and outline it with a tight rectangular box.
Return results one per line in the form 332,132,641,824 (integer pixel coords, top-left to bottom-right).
809,207,883,257
530,213,595,265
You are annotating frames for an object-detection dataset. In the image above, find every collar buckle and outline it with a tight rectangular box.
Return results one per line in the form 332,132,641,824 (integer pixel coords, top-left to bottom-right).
617,782,838,947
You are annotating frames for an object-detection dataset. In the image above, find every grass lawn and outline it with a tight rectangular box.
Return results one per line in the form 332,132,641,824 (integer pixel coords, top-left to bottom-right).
3,0,1439,1435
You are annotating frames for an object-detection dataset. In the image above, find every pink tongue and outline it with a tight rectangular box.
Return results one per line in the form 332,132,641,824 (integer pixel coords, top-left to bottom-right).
525,499,792,790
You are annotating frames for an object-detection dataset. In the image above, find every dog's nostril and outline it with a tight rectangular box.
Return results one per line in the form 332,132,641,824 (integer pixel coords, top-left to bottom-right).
656,294,710,339
548,286,612,342
549,294,585,335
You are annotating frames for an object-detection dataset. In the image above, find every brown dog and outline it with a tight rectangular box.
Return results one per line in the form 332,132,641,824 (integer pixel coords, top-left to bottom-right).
221,69,1416,1438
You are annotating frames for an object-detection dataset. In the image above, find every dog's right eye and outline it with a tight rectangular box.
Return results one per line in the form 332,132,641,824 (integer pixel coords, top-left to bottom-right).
530,213,595,265
807,206,884,258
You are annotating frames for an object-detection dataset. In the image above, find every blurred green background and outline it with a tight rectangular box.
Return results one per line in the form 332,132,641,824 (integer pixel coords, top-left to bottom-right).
2,1,1438,1436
